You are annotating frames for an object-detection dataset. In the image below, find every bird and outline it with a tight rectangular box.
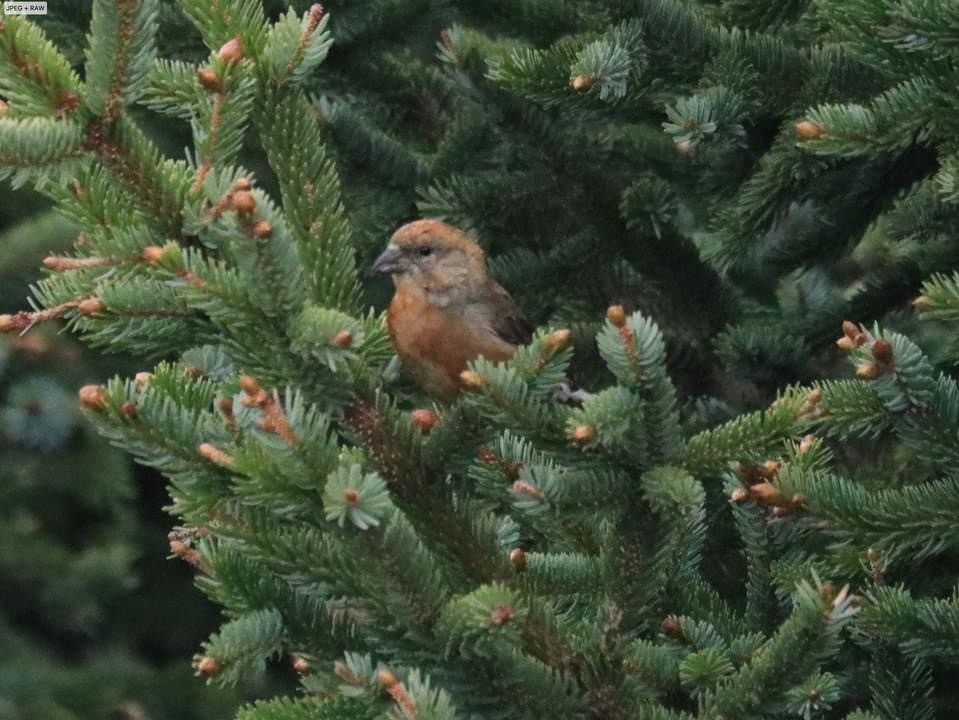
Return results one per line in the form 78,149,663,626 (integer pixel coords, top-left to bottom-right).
371,219,534,399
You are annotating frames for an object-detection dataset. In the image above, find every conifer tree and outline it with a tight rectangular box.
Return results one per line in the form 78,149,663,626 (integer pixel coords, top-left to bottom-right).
4,1,959,719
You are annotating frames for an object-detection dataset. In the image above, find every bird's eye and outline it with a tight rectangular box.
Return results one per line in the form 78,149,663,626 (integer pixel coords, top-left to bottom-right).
417,246,433,257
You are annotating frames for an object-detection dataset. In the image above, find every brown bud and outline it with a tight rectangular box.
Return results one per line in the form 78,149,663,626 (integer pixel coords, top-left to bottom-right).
820,581,835,601
545,328,571,353
197,67,220,90
606,305,627,328
78,384,109,411
512,480,543,499
794,119,824,140
134,371,153,387
807,688,821,701
676,140,696,155
142,245,165,264
120,400,138,417
760,460,781,479
912,295,932,311
855,362,880,380
571,73,593,92
169,539,190,558
841,320,859,340
749,482,786,506
343,488,360,506
790,493,806,508
252,220,273,238
730,487,749,503
217,397,234,416
798,434,816,454
77,297,104,315
292,656,311,674
196,656,220,676
460,370,484,389
232,190,256,216
233,177,252,191
198,442,234,467
330,329,353,348
570,424,595,444
0,98,8,116
509,547,526,571
836,336,857,351
489,603,514,626
660,615,681,637
410,408,439,434
806,387,823,404
238,374,261,395
0,314,17,333
871,338,893,365
217,35,244,63
377,669,398,688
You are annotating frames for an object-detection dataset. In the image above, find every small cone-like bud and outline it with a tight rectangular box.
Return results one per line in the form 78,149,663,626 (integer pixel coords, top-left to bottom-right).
410,408,439,434
330,329,353,348
0,98,9,116
78,297,104,315
120,400,138,417
855,362,880,380
238,374,261,395
142,245,165,264
197,67,220,90
807,689,821,701
836,336,857,351
544,328,571,353
730,487,749,503
232,190,256,216
842,320,859,339
489,603,514,626
344,488,360,505
377,669,398,688
570,424,595,444
571,73,593,92
218,35,244,62
807,387,823,404
791,493,806,508
197,656,220,676
218,397,234,416
252,220,273,238
198,442,234,467
134,371,153,387
661,615,682,637
460,370,484,389
512,480,543,499
0,315,15,333
794,119,824,140
866,547,880,564
79,384,108,410
799,434,816,454
912,295,932,311
760,460,781,478
749,482,786,505
820,581,835,601
509,547,526,571
676,139,696,155
606,305,627,328
871,338,893,365
234,177,252,191
292,656,311,674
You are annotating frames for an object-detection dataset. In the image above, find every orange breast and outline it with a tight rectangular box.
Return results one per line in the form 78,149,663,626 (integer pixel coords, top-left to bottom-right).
388,286,512,398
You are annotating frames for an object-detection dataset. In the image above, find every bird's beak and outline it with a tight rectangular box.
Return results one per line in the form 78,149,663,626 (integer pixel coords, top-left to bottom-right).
371,244,404,275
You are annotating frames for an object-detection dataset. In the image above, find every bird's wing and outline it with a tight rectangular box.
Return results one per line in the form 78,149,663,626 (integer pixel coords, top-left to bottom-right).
484,281,534,347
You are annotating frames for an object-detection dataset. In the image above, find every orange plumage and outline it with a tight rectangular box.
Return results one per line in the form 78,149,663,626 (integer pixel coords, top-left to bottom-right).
372,219,533,399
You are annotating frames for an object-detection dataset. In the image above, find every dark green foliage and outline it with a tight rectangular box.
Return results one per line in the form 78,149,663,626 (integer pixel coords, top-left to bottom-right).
6,1,959,719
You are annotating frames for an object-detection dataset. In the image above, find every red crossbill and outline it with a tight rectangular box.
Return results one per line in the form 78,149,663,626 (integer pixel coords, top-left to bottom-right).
372,219,534,399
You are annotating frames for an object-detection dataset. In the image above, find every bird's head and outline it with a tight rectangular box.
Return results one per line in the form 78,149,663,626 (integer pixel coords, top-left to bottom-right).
372,219,487,295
